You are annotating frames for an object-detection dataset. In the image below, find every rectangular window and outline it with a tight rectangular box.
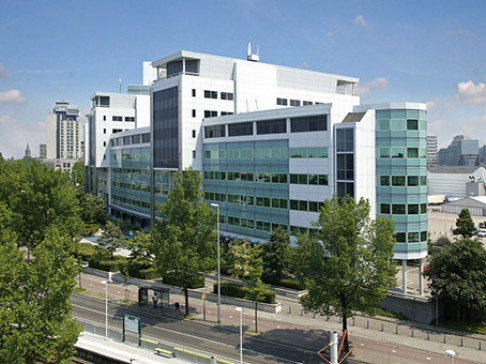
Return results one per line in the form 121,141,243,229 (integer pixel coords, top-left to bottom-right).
377,120,389,130
276,98,288,106
318,175,328,185
103,115,106,121
308,174,318,185
192,150,196,158
299,200,307,211
391,147,405,158
290,148,307,158
381,204,390,214
290,200,298,210
256,149,271,159
192,89,196,97
205,125,225,138
392,176,406,186
204,90,218,99
290,174,298,184
407,119,419,130
204,110,218,118
124,116,135,122
291,115,327,133
192,109,196,117
420,176,427,185
290,99,301,107
299,174,307,184
112,116,123,121
407,148,419,158
228,122,253,137
309,201,318,212
395,232,406,243
103,128,106,134
221,92,234,100
303,101,313,106
379,148,390,158
318,147,328,158
392,204,406,214
421,203,427,214
408,232,419,242
408,204,419,214
421,230,427,241
408,176,419,186
257,118,287,135
391,119,406,130
380,176,390,186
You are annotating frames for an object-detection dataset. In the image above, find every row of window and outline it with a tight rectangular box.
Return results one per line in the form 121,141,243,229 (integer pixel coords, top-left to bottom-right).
377,119,426,131
204,110,234,118
112,194,150,209
290,147,328,158
380,203,427,215
111,134,151,147
276,98,317,107
204,115,328,138
204,170,328,185
379,175,427,187
378,147,426,159
204,147,288,160
396,231,427,243
204,90,234,100
101,115,134,122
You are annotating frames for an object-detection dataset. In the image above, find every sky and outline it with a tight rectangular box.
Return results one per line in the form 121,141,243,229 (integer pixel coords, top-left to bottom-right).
1,0,486,159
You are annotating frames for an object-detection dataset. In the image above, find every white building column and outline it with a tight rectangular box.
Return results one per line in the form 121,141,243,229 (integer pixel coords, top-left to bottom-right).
419,258,425,296
402,259,407,295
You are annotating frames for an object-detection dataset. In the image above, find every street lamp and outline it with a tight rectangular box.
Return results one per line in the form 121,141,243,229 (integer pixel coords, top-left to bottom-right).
445,349,455,364
235,307,243,364
101,272,113,340
210,203,221,324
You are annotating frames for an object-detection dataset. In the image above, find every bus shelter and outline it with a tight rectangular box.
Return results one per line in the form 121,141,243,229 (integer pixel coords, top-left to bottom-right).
138,285,170,309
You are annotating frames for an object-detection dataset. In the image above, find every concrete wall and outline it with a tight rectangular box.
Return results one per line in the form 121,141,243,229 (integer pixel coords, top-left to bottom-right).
381,291,441,324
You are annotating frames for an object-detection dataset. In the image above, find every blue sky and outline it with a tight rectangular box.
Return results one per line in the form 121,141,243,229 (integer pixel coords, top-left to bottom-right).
1,0,486,158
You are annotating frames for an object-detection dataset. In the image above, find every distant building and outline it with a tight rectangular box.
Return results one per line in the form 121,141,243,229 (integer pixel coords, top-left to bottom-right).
438,135,479,166
39,143,46,160
427,166,486,197
24,143,31,158
426,135,438,167
45,100,82,173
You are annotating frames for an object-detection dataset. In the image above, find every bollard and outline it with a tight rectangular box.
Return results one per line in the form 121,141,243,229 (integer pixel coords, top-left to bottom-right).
427,331,430,340
313,310,316,319
396,325,398,335
411,328,414,337
339,317,341,324
326,316,329,321
288,306,291,314
381,323,384,332
461,338,464,347
366,320,369,329
352,318,355,327
479,341,482,350
443,335,447,344
301,308,304,316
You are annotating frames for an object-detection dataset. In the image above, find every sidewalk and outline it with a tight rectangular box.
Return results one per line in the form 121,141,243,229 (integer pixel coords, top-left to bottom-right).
75,270,486,364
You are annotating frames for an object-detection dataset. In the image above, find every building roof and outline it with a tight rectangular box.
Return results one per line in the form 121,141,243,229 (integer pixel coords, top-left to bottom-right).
443,196,486,209
342,112,366,123
427,166,486,174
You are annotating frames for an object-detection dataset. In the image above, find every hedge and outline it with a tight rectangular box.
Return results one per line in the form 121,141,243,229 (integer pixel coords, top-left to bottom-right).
81,223,100,237
127,261,161,280
262,273,304,291
213,281,276,304
163,272,205,289
89,256,126,272
76,243,98,261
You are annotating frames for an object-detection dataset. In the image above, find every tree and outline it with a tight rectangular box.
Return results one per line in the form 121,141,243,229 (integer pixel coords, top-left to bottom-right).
152,169,216,316
294,195,396,351
264,227,290,280
453,209,475,238
126,230,154,266
227,238,252,278
244,244,268,333
97,221,125,258
71,160,84,190
0,225,81,363
424,238,486,320
78,193,106,225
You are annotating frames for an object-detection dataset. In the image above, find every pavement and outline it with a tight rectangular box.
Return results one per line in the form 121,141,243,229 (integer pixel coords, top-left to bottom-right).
74,269,486,364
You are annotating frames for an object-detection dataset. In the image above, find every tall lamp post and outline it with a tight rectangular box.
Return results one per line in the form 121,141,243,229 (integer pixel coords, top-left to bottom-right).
235,307,243,364
210,203,221,323
100,272,113,340
445,350,455,364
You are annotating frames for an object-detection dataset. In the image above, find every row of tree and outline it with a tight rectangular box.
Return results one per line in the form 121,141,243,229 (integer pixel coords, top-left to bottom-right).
0,157,106,362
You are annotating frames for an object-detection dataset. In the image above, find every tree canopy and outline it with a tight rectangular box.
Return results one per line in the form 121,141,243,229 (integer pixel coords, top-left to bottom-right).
152,169,216,316
97,221,125,258
453,209,475,238
244,243,268,333
227,238,252,279
294,195,396,351
264,226,291,280
424,238,486,320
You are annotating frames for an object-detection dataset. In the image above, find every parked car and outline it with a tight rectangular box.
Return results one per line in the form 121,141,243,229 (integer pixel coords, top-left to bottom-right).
477,230,486,237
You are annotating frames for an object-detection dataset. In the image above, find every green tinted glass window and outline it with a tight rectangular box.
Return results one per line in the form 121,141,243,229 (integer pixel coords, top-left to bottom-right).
408,204,419,214
407,119,419,130
318,147,328,158
380,176,390,186
379,148,390,158
381,204,390,214
391,148,405,158
290,148,307,158
392,176,406,186
308,148,318,158
408,176,419,186
377,119,389,130
391,119,405,130
407,148,418,158
392,204,406,214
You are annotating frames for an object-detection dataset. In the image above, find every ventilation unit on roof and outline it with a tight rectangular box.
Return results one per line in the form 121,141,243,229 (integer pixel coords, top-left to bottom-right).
247,41,259,62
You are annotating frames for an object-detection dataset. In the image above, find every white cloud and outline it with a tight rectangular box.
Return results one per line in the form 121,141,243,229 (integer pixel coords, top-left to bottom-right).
357,77,388,97
455,80,486,104
426,99,439,111
0,64,10,78
0,89,27,103
0,115,45,159
354,14,367,27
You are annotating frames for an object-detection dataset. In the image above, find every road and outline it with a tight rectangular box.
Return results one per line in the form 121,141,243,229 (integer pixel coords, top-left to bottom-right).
71,293,363,364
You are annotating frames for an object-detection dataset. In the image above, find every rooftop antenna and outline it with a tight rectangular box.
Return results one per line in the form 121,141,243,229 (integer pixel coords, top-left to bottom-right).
119,77,122,93
247,41,260,62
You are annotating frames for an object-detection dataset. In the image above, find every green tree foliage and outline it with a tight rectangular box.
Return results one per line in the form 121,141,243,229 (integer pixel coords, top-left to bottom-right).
264,227,290,280
424,238,486,320
294,195,397,351
244,244,269,333
78,193,106,225
97,221,125,259
453,209,475,238
152,169,216,316
3,158,82,255
0,225,81,363
71,160,84,190
126,230,154,266
227,238,252,278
